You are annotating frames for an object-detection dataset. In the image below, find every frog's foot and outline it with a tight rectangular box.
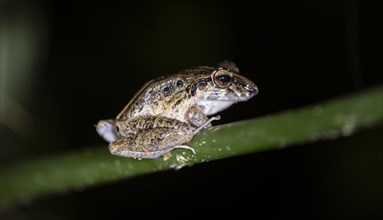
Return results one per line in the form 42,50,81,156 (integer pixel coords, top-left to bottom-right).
110,145,195,159
110,146,174,159
173,145,196,155
193,115,221,135
96,119,119,143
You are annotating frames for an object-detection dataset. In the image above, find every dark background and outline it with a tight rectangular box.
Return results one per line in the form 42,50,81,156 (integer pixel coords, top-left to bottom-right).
1,0,382,219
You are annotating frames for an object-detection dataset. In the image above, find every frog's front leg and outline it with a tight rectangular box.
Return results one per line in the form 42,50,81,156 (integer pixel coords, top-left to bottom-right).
186,105,212,128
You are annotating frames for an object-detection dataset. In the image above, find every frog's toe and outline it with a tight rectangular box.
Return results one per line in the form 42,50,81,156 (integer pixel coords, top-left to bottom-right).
213,115,221,120
173,145,196,155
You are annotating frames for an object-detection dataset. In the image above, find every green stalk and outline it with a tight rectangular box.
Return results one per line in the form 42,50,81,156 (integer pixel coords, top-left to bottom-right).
1,86,382,212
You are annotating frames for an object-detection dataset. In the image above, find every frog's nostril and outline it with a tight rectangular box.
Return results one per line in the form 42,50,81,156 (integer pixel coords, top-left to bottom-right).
246,84,258,95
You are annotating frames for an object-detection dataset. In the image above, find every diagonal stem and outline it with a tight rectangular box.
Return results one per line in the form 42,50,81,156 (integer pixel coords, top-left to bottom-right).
0,85,382,212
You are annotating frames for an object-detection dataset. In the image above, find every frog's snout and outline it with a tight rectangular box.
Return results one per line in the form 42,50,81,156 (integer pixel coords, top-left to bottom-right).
244,83,258,99
251,84,259,96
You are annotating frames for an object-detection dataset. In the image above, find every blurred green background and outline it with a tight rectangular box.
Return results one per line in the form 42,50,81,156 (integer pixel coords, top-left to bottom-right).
1,0,382,219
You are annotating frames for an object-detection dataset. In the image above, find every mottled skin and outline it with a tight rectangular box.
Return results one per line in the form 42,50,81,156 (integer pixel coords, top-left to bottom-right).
96,61,258,159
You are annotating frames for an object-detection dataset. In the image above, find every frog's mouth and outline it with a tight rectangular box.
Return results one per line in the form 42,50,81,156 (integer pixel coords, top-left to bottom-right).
201,91,257,102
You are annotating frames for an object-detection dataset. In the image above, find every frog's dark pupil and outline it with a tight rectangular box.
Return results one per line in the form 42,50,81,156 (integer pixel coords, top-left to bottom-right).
218,75,231,82
177,80,183,88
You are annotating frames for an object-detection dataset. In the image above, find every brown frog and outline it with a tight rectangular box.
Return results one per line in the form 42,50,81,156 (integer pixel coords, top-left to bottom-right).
96,61,258,159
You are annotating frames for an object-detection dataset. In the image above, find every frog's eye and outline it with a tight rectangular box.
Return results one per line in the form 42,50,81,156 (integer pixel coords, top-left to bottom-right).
212,70,232,88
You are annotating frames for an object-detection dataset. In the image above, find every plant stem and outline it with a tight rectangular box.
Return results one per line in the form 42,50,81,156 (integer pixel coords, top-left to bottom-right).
1,85,382,212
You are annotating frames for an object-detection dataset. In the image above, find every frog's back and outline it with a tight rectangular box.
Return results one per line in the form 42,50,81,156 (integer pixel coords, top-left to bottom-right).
116,74,196,122
116,66,218,122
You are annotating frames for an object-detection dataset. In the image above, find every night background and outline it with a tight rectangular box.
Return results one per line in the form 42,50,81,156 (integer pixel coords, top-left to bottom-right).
1,0,382,219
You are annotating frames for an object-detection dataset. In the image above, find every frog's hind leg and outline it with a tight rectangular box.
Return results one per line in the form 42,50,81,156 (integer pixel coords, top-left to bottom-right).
110,145,196,159
110,143,174,159
108,127,195,159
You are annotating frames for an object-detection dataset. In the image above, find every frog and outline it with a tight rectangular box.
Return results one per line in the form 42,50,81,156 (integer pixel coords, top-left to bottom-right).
96,61,258,159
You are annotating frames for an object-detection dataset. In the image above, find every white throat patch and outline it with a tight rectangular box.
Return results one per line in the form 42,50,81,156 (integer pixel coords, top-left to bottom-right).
198,100,235,116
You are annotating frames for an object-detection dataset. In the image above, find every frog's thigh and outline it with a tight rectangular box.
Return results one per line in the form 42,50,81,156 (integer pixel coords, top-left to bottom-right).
109,127,194,159
119,115,192,135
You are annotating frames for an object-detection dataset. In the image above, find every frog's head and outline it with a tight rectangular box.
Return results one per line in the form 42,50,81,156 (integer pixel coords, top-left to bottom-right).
193,64,258,116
